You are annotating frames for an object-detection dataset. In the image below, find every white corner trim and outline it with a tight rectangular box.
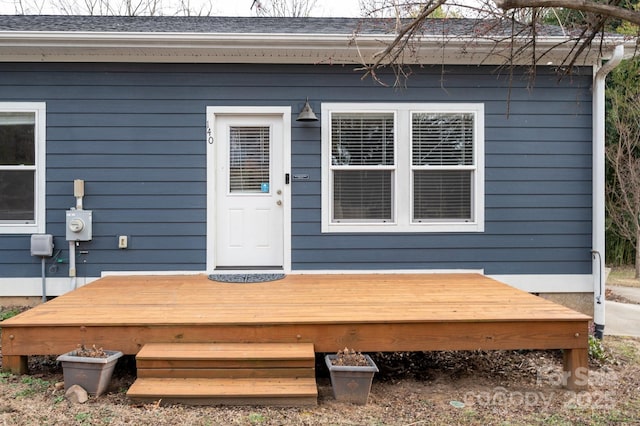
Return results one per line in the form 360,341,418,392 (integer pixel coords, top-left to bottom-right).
489,274,593,293
0,277,98,297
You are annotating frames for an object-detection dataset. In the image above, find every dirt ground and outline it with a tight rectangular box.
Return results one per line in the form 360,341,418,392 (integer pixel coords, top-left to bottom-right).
0,336,638,425
1,281,639,425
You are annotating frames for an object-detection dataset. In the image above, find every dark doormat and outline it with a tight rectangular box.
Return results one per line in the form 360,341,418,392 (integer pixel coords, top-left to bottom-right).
208,273,286,283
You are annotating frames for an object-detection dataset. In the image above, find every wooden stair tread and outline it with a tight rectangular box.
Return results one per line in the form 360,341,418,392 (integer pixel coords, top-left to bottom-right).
136,342,316,370
137,342,315,361
128,377,318,397
127,377,318,405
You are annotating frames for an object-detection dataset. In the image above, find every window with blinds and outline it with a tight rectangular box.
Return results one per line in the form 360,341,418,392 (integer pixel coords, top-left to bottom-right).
229,126,270,193
321,103,484,233
413,170,471,220
0,112,36,222
330,113,395,222
412,112,475,222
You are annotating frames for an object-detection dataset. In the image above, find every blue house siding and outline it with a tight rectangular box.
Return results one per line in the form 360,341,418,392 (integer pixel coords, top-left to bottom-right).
290,69,593,275
0,62,592,279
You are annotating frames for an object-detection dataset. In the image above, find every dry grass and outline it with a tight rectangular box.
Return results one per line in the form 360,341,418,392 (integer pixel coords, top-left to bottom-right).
608,266,640,288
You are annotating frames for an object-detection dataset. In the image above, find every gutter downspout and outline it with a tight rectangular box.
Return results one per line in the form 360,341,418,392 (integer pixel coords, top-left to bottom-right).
592,44,624,339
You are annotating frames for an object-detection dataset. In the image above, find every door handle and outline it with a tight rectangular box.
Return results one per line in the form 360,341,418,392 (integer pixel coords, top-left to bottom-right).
276,200,282,206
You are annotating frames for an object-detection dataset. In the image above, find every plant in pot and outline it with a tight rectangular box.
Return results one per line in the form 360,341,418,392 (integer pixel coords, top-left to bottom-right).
324,347,379,405
56,344,123,397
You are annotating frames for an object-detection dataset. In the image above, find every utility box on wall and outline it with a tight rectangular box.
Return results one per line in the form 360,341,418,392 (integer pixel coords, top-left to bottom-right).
30,234,54,257
66,209,93,241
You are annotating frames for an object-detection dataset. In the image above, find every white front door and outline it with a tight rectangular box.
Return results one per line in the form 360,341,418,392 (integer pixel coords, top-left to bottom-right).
213,114,285,268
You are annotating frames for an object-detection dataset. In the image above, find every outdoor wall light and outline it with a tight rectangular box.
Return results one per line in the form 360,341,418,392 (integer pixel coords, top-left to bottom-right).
296,98,318,122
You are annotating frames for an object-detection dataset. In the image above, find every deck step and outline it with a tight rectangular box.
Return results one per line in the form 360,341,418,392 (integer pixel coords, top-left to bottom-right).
136,342,315,375
128,343,317,406
127,377,318,406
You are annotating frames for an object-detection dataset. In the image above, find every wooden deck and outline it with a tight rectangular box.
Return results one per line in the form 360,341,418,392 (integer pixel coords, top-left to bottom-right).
1,273,591,389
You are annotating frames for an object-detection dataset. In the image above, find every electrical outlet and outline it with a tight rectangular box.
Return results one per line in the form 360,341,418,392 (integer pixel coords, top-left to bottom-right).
118,235,128,249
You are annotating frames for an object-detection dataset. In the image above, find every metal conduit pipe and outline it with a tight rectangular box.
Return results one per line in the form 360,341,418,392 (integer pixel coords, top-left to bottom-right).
69,180,85,290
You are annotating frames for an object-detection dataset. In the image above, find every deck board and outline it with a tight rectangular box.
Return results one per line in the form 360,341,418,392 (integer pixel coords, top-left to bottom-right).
3,274,587,326
1,273,591,389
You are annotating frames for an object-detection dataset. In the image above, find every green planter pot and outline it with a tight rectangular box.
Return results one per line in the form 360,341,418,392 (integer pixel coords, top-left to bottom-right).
57,350,123,397
325,354,379,405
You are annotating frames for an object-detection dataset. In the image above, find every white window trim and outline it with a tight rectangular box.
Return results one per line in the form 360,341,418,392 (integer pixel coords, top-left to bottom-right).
0,102,46,234
321,103,484,233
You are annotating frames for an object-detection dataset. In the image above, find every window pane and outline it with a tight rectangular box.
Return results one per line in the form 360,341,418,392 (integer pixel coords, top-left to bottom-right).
413,170,471,221
229,126,270,193
0,170,35,221
331,113,394,166
412,113,473,166
333,170,392,221
0,112,35,166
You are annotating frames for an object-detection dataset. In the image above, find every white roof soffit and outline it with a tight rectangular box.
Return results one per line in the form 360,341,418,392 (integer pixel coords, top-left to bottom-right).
0,30,631,66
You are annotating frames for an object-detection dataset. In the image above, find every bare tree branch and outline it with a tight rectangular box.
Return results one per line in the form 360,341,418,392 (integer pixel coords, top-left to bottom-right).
494,0,640,26
254,0,318,17
354,0,448,85
353,0,635,89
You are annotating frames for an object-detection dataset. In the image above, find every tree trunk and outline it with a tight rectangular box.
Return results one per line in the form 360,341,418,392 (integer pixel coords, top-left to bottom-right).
636,227,640,279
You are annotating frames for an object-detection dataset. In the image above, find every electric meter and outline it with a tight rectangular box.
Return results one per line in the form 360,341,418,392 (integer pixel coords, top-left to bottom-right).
66,209,92,241
68,218,85,233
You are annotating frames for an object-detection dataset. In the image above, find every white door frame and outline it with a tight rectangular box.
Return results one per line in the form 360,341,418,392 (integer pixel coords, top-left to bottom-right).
206,106,292,273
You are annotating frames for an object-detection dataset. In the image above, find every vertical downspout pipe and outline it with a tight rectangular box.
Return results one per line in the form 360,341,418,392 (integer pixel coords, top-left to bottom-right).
593,44,624,339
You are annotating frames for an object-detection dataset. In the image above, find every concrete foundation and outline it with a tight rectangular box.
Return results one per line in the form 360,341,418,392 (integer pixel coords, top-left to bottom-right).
0,296,43,308
538,292,593,317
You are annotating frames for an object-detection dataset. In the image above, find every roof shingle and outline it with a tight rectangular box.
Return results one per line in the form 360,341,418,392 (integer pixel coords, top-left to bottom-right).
0,15,566,37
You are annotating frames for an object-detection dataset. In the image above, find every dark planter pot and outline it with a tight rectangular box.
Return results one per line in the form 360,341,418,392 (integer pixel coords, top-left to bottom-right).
325,354,379,405
57,350,123,397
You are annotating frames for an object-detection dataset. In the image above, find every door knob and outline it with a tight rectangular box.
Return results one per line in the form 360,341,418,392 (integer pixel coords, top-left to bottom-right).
276,200,282,206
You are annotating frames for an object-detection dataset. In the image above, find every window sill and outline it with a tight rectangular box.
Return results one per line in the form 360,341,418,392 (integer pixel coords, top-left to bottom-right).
0,223,45,234
322,222,484,233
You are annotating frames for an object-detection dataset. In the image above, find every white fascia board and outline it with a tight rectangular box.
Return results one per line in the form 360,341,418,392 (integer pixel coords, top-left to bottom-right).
0,31,629,65
101,270,205,276
290,269,485,275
